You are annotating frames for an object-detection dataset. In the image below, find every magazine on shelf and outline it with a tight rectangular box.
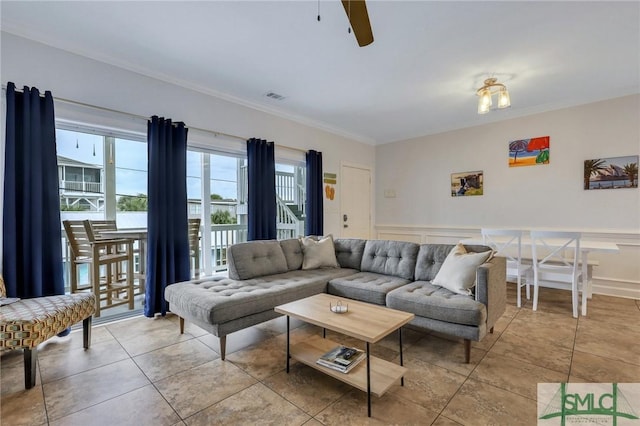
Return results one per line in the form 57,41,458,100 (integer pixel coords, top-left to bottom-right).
316,345,365,373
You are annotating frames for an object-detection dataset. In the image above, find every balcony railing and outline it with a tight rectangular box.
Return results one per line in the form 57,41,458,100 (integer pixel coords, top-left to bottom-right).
60,180,103,193
210,224,247,271
207,222,300,272
239,167,306,214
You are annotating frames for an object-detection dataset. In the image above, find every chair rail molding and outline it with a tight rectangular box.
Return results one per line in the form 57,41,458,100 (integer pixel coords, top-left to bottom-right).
375,224,640,300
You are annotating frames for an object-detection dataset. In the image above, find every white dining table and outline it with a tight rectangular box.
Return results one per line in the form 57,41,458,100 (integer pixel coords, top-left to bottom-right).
100,228,148,295
460,235,619,315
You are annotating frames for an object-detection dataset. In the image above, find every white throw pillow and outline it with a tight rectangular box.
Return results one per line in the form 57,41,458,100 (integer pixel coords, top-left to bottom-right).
300,235,339,270
432,243,492,295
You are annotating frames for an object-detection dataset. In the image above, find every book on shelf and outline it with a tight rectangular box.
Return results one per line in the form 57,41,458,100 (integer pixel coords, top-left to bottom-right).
316,345,365,373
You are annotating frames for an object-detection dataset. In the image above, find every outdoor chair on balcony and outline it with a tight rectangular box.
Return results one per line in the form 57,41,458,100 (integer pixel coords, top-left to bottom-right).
86,220,146,296
188,218,201,278
63,220,134,317
85,220,118,239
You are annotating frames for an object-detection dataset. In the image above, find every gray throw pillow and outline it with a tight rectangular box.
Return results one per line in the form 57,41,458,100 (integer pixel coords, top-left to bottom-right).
300,235,339,270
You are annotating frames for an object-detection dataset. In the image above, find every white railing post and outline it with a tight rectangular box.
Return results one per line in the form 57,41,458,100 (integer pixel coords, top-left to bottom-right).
202,155,212,276
276,195,301,239
209,224,248,272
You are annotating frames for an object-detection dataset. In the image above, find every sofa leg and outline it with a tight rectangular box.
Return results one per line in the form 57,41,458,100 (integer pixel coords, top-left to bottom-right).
83,316,92,349
464,339,471,364
24,348,37,389
179,317,184,334
490,327,494,334
220,336,226,360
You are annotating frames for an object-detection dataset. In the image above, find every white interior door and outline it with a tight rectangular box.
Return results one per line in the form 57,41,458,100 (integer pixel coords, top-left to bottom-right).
340,164,371,239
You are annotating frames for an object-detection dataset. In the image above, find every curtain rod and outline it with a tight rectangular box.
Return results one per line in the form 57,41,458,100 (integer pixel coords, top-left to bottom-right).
1,85,309,154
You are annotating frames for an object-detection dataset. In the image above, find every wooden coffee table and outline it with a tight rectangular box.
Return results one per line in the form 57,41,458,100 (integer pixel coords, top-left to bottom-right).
275,293,414,417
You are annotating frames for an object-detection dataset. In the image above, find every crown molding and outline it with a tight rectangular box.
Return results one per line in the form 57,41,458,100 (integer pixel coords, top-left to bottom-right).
2,29,377,146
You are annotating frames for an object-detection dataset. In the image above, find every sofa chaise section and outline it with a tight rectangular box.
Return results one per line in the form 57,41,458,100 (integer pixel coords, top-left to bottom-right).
165,239,356,359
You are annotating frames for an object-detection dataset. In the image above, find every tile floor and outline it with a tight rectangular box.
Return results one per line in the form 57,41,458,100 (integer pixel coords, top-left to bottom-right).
2,286,639,425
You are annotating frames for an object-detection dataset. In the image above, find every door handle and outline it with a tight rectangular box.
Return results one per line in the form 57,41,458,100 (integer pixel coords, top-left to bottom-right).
343,214,348,222
343,224,349,228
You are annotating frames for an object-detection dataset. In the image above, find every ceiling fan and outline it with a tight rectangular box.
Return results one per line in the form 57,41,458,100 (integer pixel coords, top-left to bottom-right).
341,0,374,47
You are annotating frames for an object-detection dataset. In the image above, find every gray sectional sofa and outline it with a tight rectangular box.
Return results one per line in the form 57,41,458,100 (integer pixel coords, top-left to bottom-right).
165,238,506,363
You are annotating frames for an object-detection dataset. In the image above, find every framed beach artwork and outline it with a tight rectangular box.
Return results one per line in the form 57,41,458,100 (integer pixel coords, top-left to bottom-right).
451,171,483,197
509,136,550,167
584,155,638,190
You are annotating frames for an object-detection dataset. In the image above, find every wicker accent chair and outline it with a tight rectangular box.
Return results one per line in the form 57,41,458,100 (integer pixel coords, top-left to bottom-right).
188,218,201,278
0,275,95,389
63,220,134,317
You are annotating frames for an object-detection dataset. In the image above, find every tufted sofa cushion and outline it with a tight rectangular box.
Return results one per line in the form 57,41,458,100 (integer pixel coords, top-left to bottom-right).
360,240,419,280
334,238,366,270
165,268,357,324
327,272,411,305
386,281,487,326
227,240,289,280
414,244,492,282
280,238,303,271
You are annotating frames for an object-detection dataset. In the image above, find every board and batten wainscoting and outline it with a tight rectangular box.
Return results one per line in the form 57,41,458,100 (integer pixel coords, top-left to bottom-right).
375,225,640,300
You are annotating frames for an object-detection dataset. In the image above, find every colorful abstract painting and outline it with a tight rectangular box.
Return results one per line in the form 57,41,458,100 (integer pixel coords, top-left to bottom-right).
509,136,550,167
451,171,483,197
584,155,638,190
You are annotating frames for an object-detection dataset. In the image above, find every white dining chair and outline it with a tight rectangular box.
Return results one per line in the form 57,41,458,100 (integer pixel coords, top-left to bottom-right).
481,229,532,308
530,231,583,318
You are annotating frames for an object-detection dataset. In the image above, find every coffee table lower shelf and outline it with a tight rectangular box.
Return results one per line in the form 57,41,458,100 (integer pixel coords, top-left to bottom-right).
290,334,407,397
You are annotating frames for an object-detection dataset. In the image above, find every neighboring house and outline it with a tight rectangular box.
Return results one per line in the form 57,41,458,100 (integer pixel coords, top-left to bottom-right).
58,155,104,211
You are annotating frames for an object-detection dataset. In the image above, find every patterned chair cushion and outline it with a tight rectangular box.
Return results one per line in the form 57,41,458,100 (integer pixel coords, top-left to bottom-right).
0,293,96,350
0,275,6,297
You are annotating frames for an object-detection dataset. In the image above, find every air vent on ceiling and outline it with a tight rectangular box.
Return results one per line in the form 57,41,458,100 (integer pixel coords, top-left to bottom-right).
264,91,286,101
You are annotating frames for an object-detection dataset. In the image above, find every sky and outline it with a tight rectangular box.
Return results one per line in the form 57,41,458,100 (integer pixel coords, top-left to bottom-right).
592,155,638,168
56,129,239,199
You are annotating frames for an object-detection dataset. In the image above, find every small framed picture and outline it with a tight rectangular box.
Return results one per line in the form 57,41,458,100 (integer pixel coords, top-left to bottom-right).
509,136,550,167
451,171,483,197
584,155,638,190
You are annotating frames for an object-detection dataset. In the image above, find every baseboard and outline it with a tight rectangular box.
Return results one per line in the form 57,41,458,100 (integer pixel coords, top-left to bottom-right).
592,277,640,300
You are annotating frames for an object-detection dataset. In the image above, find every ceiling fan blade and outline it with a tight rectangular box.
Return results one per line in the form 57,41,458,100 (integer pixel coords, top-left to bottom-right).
341,0,374,47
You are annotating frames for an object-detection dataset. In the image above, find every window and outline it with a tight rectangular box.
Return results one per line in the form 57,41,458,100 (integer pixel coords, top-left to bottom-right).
57,129,105,212
186,149,246,274
115,138,148,228
57,127,147,317
275,162,306,240
184,149,306,275
57,123,307,301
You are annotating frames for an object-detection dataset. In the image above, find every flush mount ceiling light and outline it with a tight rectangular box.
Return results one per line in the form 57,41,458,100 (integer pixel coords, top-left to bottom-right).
476,77,511,114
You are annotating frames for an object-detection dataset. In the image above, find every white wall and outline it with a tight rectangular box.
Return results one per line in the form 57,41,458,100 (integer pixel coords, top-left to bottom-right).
0,32,375,238
376,95,639,230
376,95,640,298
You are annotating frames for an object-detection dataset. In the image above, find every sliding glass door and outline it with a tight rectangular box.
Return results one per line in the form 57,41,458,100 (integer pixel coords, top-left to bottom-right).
57,128,147,317
57,126,307,305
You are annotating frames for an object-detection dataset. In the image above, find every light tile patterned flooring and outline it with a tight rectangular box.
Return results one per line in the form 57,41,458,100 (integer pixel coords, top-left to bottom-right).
2,286,639,425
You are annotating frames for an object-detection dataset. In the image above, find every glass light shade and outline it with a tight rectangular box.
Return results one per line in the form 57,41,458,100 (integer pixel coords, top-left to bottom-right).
478,90,492,114
498,89,511,108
